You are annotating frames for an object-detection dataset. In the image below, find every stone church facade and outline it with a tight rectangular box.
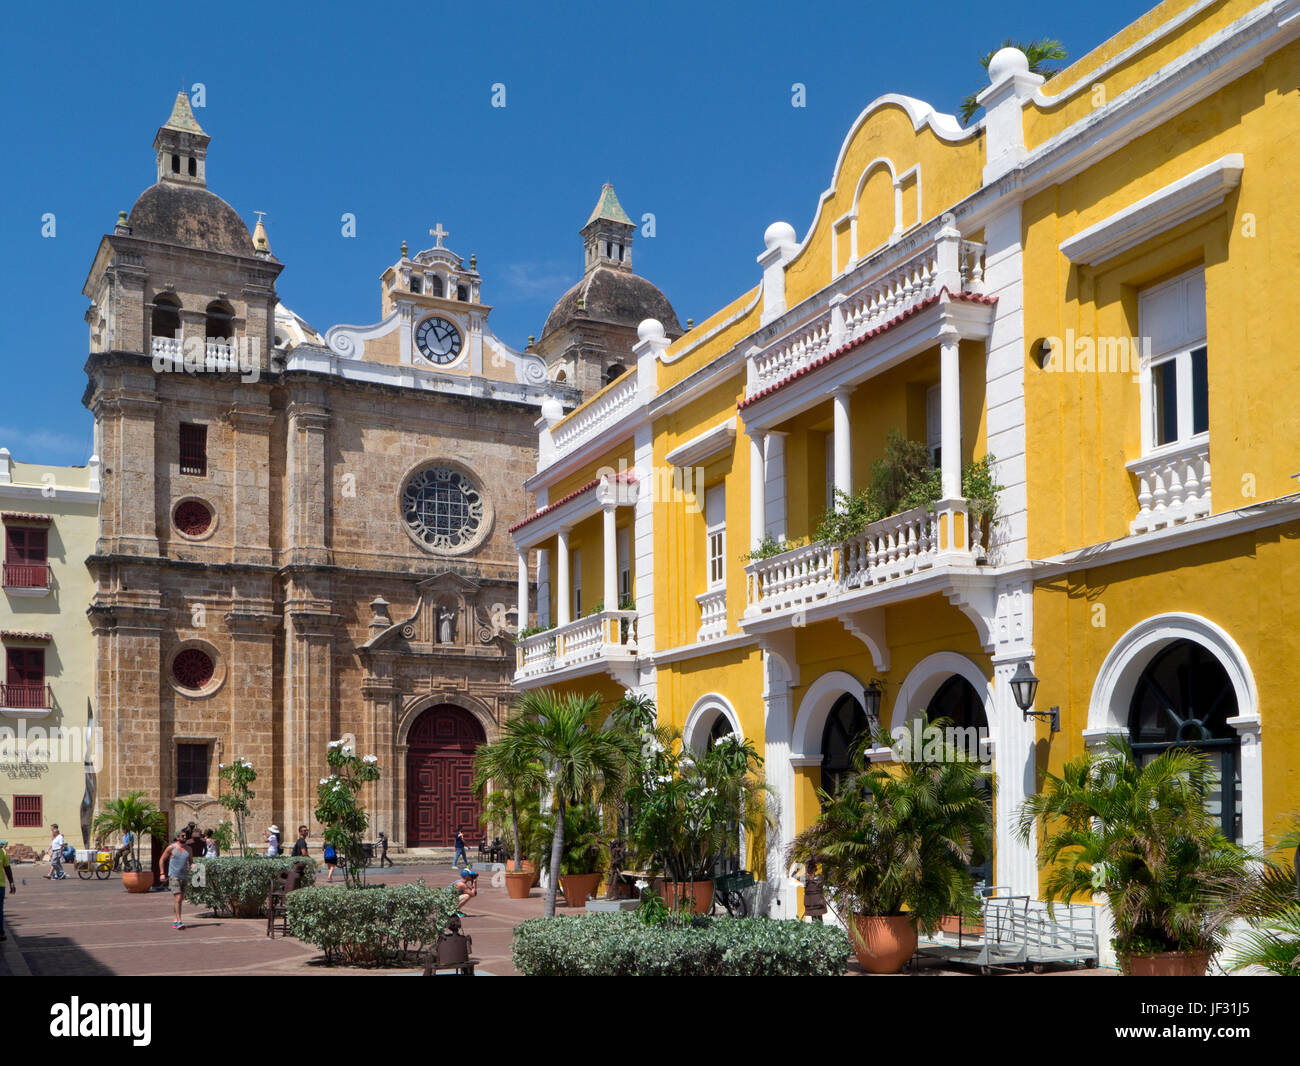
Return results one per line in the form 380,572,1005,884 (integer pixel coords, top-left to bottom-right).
81,93,677,847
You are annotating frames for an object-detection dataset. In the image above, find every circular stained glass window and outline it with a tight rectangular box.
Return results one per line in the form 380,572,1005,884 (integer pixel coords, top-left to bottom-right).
172,648,215,690
174,499,213,536
401,467,485,552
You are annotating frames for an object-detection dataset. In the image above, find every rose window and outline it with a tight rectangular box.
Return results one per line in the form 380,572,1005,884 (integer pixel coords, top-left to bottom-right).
401,467,485,551
172,649,215,690
174,499,213,536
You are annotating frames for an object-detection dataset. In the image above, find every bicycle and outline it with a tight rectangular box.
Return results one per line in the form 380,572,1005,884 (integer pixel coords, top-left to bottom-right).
712,870,754,918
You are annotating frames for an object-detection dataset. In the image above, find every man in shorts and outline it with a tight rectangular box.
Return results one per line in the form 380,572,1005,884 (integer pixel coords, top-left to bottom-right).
159,832,193,930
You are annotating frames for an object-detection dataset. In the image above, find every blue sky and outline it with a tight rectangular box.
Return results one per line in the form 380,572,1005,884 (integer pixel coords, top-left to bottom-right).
0,0,1155,465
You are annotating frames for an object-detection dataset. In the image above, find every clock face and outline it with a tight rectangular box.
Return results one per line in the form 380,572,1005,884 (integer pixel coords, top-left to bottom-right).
415,316,463,365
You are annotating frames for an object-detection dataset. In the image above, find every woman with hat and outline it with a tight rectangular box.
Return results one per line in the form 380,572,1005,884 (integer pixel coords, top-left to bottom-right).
266,825,281,857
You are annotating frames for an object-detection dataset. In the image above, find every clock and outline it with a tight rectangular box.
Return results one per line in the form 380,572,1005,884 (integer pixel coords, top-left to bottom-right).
415,316,463,364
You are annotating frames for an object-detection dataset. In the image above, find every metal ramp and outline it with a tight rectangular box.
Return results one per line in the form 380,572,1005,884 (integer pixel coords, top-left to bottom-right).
921,889,1099,972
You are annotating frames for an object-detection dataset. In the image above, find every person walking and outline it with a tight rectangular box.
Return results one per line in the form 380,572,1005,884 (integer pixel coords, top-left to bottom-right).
378,830,393,868
159,832,193,930
203,829,219,858
45,824,67,880
453,827,468,869
0,839,15,941
291,826,309,858
266,825,281,857
322,838,338,882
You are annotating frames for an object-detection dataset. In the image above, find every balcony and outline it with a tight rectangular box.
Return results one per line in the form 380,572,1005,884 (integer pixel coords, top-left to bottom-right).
696,588,728,642
152,335,182,360
743,501,977,625
546,369,640,464
515,610,638,685
746,229,986,398
1,683,53,716
2,562,51,595
1126,436,1211,535
150,335,240,372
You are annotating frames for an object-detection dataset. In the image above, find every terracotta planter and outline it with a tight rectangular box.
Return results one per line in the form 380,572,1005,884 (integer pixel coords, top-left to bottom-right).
122,871,153,894
1123,951,1210,977
504,870,534,899
938,914,984,936
851,915,918,973
659,879,715,915
505,859,534,873
559,872,601,906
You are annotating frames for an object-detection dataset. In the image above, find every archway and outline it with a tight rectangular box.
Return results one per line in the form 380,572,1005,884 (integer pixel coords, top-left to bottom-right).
683,694,742,753
405,704,486,848
925,675,992,888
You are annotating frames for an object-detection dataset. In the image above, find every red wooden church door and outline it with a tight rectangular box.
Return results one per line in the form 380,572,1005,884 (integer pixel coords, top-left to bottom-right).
405,705,486,847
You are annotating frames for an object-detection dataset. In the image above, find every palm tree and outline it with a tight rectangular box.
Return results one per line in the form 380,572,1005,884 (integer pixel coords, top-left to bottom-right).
1212,815,1300,974
91,791,168,871
959,38,1067,125
472,724,547,869
507,690,635,917
1017,737,1248,963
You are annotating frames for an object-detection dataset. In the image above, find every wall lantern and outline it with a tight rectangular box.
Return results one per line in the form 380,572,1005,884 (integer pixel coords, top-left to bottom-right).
1009,661,1059,733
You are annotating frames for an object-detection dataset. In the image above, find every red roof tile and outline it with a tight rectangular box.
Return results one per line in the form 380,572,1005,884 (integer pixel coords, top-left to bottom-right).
509,471,638,534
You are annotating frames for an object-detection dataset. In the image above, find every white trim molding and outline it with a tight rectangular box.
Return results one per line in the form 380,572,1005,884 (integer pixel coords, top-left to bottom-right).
682,693,744,753
665,417,737,468
1060,154,1243,265
1087,612,1263,847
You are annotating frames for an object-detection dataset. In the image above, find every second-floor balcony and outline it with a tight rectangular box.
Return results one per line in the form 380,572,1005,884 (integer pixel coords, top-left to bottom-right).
743,500,978,625
150,334,240,371
1126,435,1211,535
0,682,53,715
515,610,638,684
2,562,51,594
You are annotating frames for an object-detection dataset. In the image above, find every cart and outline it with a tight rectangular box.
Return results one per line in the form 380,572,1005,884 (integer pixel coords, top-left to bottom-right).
713,870,754,917
74,849,114,880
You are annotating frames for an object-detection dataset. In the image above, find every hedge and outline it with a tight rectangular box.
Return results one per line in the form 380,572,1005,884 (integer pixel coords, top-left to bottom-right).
512,912,851,976
286,881,460,965
189,856,317,918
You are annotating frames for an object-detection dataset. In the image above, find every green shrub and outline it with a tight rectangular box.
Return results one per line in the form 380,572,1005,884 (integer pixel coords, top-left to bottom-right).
286,881,459,965
189,856,316,917
511,912,850,976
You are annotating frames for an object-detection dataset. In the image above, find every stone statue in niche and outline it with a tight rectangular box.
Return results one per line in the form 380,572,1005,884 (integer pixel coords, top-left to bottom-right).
437,606,457,644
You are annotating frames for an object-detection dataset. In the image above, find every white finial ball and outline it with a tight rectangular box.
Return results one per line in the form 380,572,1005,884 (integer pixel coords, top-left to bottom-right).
637,318,665,344
763,221,797,251
541,396,564,422
987,47,1030,84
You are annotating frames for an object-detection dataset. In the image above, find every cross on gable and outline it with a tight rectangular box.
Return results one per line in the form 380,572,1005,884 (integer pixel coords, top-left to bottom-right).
429,223,449,248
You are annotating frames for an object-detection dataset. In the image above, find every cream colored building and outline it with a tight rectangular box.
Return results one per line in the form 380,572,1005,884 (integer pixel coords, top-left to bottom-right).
0,447,101,851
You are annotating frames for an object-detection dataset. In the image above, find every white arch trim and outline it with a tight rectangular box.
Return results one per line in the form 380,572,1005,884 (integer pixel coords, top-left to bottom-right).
889,651,995,739
1086,612,1262,846
683,693,743,753
791,670,869,760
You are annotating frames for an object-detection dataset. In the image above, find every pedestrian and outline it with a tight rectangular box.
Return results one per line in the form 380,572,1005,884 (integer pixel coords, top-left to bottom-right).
291,825,309,858
322,838,338,882
45,824,68,880
453,867,478,917
266,825,281,857
453,827,468,868
203,829,219,858
0,839,15,941
159,831,193,930
378,830,393,868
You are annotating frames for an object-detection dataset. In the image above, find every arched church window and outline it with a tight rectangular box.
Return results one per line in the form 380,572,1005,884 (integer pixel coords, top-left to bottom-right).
1128,639,1242,842
820,693,868,797
205,300,234,340
410,276,423,294
187,157,196,177
604,364,625,386
457,284,469,302
171,154,180,173
152,294,181,340
432,276,444,298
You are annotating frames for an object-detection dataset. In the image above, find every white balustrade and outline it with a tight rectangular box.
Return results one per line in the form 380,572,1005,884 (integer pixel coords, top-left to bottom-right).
745,540,838,617
841,506,939,588
696,588,727,642
151,336,181,359
1126,438,1211,534
551,370,639,455
749,312,833,386
514,610,638,679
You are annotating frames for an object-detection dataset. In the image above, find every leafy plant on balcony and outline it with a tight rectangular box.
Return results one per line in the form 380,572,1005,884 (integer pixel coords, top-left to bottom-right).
516,625,552,640
958,38,1068,125
741,532,807,562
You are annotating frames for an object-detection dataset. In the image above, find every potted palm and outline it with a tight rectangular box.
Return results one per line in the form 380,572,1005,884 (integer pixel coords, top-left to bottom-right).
1018,737,1249,976
92,792,168,893
538,802,608,906
1216,816,1300,975
473,726,546,899
508,689,635,917
627,730,772,914
790,726,991,973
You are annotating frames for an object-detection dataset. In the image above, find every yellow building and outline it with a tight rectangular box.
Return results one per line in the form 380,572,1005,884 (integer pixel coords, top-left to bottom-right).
0,447,101,851
510,0,1300,956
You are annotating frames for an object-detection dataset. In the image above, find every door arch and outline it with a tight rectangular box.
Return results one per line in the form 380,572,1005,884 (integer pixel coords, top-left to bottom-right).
405,704,486,848
925,675,993,889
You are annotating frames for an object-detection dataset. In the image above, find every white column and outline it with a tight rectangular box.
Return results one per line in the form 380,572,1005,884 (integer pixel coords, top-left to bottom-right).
536,549,550,628
940,330,962,500
749,430,766,549
556,530,571,627
832,386,852,508
516,550,529,631
762,653,798,918
602,503,618,612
